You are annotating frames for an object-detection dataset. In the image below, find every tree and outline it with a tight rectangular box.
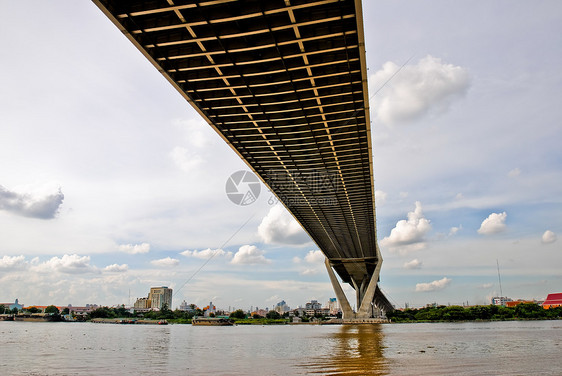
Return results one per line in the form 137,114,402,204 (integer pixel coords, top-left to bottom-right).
114,306,131,318
229,309,246,319
61,307,70,315
545,306,562,319
45,305,59,314
27,307,41,314
88,307,115,319
158,303,174,319
469,305,492,320
266,310,281,319
514,303,545,319
492,306,514,320
442,306,469,321
0,305,5,314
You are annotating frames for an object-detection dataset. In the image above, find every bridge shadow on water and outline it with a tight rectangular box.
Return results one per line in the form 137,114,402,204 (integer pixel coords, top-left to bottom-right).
297,324,388,375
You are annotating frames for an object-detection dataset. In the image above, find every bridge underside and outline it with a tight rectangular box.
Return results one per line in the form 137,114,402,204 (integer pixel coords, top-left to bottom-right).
94,0,392,316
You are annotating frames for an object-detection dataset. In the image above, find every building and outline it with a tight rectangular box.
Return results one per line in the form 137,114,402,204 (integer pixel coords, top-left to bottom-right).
305,300,322,310
179,300,198,312
505,300,537,308
294,305,330,318
251,309,268,317
543,293,562,309
66,304,99,315
203,302,216,317
134,297,150,310
274,300,290,314
133,286,173,311
0,299,23,311
149,287,172,310
327,298,340,315
492,297,512,306
24,305,65,312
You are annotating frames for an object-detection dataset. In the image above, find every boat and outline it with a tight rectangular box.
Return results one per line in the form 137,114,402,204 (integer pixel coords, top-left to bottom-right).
191,317,234,326
14,313,59,322
0,314,14,321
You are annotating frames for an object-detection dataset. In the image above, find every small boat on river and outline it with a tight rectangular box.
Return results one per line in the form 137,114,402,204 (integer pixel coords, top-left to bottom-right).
0,314,14,321
14,313,59,322
192,317,234,326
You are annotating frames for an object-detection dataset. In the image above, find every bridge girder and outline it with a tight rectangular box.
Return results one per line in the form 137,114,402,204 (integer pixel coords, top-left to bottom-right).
94,0,391,315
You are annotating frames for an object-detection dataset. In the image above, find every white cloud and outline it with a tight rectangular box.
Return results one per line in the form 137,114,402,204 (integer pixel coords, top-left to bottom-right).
265,295,281,303
449,225,462,236
415,277,451,292
479,283,493,289
103,263,128,273
477,212,507,235
381,201,431,253
300,268,319,276
508,168,521,178
173,118,212,149
371,55,470,126
294,250,325,275
541,230,557,244
304,250,325,264
404,259,422,269
169,146,203,173
0,184,64,219
0,255,28,270
150,257,179,267
455,193,464,200
118,243,150,254
231,245,271,265
33,254,95,274
375,190,387,205
257,205,310,245
181,248,232,259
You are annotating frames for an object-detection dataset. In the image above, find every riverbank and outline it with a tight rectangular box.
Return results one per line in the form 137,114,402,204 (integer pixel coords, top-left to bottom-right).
388,303,562,322
91,318,168,325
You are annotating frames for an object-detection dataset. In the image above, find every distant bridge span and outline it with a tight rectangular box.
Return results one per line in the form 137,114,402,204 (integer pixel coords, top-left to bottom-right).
94,0,393,318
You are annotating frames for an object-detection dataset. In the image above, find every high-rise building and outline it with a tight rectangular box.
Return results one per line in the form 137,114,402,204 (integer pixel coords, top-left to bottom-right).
492,296,512,306
134,297,150,309
327,298,340,315
305,300,322,310
274,300,290,313
149,286,173,309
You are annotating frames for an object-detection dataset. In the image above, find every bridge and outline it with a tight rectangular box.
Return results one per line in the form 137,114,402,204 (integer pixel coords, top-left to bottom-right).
94,0,393,319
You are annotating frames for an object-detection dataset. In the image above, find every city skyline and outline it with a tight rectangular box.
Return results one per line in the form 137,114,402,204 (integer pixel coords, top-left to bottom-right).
1,1,561,309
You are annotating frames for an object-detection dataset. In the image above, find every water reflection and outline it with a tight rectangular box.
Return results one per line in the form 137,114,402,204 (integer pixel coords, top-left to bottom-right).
300,324,387,375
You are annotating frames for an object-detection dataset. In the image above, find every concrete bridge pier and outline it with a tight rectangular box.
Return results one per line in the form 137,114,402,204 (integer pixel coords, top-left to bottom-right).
325,258,386,321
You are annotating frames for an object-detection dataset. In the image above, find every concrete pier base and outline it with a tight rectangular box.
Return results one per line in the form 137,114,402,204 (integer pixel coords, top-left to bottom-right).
325,258,389,320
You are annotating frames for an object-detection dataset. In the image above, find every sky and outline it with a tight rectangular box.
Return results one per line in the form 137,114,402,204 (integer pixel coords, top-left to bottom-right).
1,1,561,310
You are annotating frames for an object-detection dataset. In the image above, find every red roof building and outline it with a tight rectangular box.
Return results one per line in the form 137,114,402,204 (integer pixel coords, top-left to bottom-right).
542,293,562,309
506,300,535,308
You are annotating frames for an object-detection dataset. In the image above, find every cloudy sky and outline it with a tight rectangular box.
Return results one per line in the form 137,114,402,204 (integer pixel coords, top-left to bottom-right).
1,1,561,310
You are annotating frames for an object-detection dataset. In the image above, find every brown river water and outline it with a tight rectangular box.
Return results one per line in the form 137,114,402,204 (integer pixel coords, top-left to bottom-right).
1,320,560,375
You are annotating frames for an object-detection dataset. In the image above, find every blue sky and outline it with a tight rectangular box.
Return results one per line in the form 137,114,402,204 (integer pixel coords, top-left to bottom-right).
1,1,561,310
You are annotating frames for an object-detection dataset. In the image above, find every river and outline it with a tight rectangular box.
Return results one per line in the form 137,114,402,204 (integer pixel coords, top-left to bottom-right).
1,320,560,375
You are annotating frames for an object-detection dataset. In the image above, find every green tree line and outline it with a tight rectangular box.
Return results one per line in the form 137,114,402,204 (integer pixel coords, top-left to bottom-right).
388,303,562,322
